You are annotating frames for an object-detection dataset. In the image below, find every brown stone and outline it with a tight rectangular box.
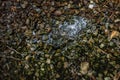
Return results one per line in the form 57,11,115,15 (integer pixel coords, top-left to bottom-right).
54,10,62,16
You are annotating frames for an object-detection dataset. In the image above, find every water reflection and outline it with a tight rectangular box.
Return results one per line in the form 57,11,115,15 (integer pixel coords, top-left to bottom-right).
42,16,89,46
59,16,87,38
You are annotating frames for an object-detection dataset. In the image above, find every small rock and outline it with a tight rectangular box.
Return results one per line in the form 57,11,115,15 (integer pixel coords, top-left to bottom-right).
25,55,30,61
100,43,104,48
104,77,111,80
56,74,60,78
46,58,51,64
67,4,71,8
89,1,95,9
42,35,49,41
51,1,55,6
88,4,94,9
35,8,41,13
26,18,30,25
54,10,62,16
21,1,28,8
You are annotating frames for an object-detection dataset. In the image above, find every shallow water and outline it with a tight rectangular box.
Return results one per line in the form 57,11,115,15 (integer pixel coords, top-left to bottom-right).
42,16,90,47
59,16,88,38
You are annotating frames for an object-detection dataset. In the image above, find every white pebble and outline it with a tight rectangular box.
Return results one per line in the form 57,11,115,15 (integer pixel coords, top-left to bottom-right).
89,4,94,9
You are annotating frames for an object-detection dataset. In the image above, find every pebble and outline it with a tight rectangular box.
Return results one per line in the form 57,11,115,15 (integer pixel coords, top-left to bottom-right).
88,4,94,9
26,18,30,25
54,10,62,16
21,1,28,8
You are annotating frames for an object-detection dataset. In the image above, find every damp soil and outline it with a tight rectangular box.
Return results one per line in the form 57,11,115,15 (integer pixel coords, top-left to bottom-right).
0,0,120,80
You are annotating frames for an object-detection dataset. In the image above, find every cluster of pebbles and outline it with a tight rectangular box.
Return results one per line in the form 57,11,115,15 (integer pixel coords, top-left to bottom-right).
0,0,120,80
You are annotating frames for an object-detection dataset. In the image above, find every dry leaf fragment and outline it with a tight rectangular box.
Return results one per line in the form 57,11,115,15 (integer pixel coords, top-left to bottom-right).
24,30,32,36
110,31,119,40
80,62,89,75
64,62,69,68
45,27,51,33
114,19,120,23
113,72,120,80
11,6,17,12
56,74,60,78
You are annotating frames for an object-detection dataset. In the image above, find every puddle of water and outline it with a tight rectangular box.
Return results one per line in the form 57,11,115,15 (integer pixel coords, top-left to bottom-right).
42,16,89,47
59,16,87,38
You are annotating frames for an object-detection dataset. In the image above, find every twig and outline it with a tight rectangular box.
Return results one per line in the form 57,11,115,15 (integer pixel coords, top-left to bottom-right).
94,46,108,54
0,55,23,61
6,46,21,55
